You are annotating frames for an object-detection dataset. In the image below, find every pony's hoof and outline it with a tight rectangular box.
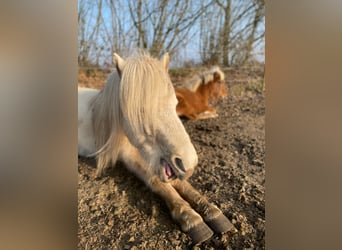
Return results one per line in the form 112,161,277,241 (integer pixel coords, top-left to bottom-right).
206,213,235,233
187,222,213,245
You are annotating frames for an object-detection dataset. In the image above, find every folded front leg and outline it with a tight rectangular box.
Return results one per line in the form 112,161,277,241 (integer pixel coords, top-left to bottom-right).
119,143,214,244
172,179,234,234
148,177,214,244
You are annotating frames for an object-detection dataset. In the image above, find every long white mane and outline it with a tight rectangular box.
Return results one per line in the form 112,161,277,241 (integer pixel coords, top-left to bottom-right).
90,52,173,173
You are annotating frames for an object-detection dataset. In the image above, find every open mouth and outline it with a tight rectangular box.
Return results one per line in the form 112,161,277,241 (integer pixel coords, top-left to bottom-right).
160,158,176,180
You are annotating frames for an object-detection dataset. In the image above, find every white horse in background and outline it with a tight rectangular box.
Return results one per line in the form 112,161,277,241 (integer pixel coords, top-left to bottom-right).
78,52,233,244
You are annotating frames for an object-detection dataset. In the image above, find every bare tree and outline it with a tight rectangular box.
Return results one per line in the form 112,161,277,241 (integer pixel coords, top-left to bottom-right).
78,0,104,67
199,0,265,66
78,0,264,67
127,0,213,57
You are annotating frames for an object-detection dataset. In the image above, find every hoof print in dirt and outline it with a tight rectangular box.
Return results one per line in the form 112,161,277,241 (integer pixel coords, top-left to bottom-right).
206,214,235,234
187,222,214,245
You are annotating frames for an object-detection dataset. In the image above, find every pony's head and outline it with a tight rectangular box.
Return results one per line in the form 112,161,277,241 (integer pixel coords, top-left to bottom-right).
114,52,198,182
184,66,227,102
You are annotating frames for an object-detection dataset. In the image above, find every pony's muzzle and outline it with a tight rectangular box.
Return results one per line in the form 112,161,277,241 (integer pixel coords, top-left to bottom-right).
161,156,194,181
172,156,193,180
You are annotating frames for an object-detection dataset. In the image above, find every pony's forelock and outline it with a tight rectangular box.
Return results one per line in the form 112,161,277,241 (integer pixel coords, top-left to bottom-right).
120,53,171,138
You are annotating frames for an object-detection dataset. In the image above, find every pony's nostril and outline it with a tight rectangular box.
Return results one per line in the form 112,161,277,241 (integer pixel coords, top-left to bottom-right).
174,157,186,172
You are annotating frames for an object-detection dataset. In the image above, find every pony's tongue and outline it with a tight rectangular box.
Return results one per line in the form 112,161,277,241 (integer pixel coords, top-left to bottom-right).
164,162,173,178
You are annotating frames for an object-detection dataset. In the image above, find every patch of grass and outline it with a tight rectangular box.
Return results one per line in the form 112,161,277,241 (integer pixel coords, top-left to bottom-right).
230,79,264,96
169,68,191,78
245,79,264,93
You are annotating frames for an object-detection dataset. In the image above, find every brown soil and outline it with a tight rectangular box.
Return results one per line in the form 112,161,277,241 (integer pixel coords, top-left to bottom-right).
78,66,265,249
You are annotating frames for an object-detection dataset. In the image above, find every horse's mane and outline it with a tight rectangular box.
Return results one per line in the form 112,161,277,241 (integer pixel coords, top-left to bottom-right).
90,52,172,173
90,70,123,172
184,66,225,91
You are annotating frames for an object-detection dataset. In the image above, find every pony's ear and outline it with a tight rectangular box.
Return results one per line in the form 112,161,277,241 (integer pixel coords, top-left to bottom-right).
161,52,170,72
113,53,125,76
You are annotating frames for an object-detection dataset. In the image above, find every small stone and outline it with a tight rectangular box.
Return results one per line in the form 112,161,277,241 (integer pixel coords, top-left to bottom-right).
221,233,229,243
253,159,263,166
170,238,180,246
212,238,222,247
218,159,226,166
210,184,218,192
151,205,159,217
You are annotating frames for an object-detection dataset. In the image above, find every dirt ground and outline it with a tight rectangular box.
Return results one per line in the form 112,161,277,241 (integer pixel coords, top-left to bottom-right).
78,66,265,249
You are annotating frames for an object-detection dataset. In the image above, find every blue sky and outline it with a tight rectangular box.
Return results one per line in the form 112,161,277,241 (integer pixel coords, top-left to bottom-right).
78,0,264,67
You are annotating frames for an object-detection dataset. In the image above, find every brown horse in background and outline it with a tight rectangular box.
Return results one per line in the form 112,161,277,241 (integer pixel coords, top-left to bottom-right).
175,66,227,120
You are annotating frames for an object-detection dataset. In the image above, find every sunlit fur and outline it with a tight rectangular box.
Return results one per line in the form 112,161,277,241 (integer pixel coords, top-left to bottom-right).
175,67,228,120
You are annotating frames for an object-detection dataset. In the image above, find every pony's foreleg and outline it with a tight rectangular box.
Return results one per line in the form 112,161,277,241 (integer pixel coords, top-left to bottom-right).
119,145,213,244
148,177,214,244
196,110,218,120
172,179,234,234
